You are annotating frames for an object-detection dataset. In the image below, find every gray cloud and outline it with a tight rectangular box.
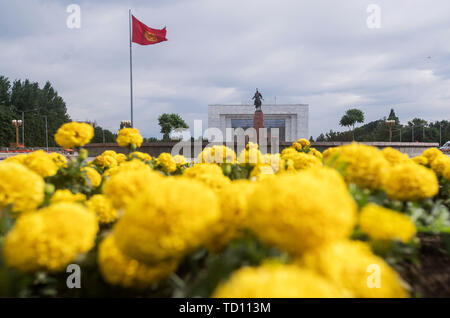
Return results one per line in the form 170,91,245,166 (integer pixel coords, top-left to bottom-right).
0,0,449,139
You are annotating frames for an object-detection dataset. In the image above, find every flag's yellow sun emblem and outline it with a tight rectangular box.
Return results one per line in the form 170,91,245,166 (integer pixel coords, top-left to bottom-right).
144,31,158,42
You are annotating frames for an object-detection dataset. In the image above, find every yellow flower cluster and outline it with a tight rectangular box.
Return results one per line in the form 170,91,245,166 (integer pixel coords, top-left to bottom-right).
3,203,98,272
0,162,45,213
81,166,102,187
5,150,60,178
359,204,417,243
103,168,163,210
324,143,389,190
247,167,357,254
173,154,188,166
383,162,438,201
412,155,429,166
93,150,120,169
430,153,450,178
280,150,322,171
129,151,152,162
116,128,143,148
418,148,450,180
54,122,94,148
156,153,177,173
381,147,410,165
207,180,256,251
249,164,275,181
197,146,236,164
182,163,231,191
103,159,152,177
297,240,408,298
112,178,221,264
86,194,118,224
98,236,178,289
237,146,265,165
213,263,346,298
50,189,86,204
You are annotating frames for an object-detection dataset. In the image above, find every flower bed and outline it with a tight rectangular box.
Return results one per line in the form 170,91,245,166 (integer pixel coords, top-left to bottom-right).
0,122,449,298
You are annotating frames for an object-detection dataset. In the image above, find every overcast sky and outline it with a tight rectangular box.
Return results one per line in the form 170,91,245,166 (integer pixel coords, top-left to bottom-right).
0,0,449,139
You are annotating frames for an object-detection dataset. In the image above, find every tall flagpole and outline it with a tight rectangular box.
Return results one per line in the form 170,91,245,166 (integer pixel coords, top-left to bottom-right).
129,9,134,128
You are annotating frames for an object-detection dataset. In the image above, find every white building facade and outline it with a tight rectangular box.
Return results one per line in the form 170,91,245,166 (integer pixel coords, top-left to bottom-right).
207,104,309,142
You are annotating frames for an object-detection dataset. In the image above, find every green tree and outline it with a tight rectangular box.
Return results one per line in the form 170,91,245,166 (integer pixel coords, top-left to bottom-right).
339,108,365,141
0,76,71,147
158,113,189,141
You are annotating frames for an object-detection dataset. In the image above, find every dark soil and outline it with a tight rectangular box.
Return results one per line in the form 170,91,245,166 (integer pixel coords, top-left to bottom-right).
399,234,450,298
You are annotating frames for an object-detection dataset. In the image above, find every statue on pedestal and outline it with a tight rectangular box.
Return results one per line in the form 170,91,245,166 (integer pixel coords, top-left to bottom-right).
252,89,263,112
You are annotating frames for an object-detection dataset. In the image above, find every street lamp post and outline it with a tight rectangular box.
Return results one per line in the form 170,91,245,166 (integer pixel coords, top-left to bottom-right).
11,120,23,147
386,120,395,142
43,116,49,151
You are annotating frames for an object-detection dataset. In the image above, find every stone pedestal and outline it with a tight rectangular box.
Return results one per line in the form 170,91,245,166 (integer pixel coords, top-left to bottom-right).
253,110,264,143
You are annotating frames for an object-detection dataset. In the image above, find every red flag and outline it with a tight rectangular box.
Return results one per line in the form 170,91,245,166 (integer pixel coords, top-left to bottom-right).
132,15,167,45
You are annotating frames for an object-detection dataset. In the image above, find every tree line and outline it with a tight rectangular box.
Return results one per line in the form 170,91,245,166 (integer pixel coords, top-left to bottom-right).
0,76,116,147
315,108,450,146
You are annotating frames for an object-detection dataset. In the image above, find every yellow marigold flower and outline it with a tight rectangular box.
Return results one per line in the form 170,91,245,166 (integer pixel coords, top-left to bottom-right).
383,162,439,201
3,154,28,164
3,203,98,273
115,153,127,164
207,180,256,251
86,194,118,224
156,152,177,173
0,162,45,213
102,150,118,157
281,147,297,156
249,164,274,181
50,189,86,204
129,151,152,162
381,147,410,165
22,150,58,177
197,146,236,164
173,154,188,166
281,151,322,171
264,153,283,172
297,240,409,298
430,154,450,176
310,148,323,159
212,263,346,298
81,166,102,187
237,147,265,165
297,138,310,147
94,154,118,169
247,167,357,254
292,142,303,151
116,128,143,148
48,152,68,168
182,163,231,191
98,235,178,289
113,178,221,264
422,147,442,163
324,143,389,190
359,204,416,243
412,156,429,166
103,168,163,210
55,122,94,148
322,147,340,159
103,159,152,177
